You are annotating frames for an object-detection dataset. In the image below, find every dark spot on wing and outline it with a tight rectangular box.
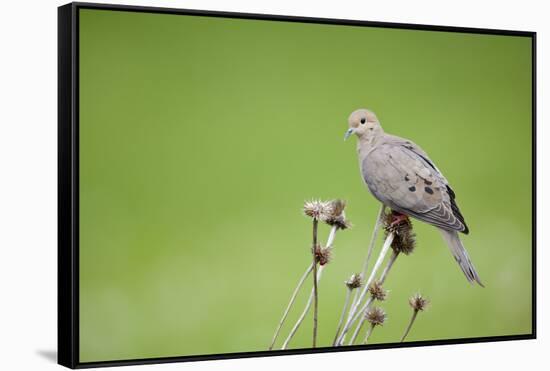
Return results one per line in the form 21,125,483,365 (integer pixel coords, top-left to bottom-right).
425,180,432,185
408,186,416,192
424,187,434,194
404,175,410,181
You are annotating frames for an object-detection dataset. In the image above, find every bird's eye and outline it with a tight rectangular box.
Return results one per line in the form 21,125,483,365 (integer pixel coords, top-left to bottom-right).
360,118,366,124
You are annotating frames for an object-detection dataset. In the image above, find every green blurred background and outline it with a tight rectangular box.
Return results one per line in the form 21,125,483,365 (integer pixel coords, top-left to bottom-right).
79,9,532,362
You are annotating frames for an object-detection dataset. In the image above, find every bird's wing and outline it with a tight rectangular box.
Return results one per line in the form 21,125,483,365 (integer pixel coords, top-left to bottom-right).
362,139,469,234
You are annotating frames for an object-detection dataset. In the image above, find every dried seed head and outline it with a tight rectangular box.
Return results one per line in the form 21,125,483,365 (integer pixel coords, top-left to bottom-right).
368,280,388,301
329,199,346,216
345,273,363,289
303,200,332,220
383,211,416,255
323,199,352,230
391,228,416,255
365,307,387,326
409,293,429,311
314,246,332,266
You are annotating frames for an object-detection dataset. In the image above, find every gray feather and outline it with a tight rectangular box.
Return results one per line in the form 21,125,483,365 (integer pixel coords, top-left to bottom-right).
439,228,483,286
361,136,468,234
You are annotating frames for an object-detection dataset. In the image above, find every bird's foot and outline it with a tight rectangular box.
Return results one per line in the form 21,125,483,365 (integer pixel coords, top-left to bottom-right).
389,212,409,227
383,211,411,234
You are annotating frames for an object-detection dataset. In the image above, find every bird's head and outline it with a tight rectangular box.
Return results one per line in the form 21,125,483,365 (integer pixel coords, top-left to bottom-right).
344,108,383,141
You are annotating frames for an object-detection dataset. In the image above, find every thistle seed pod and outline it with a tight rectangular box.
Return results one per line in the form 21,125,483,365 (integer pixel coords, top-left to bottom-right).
383,210,416,255
314,246,332,266
368,280,388,301
409,293,429,311
323,199,352,230
303,200,332,220
365,307,387,326
345,273,363,290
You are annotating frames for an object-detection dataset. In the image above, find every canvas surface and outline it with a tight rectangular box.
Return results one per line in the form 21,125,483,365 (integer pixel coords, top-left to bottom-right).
78,8,532,362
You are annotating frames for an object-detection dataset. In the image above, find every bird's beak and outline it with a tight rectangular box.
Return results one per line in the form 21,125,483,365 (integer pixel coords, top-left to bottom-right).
344,128,354,141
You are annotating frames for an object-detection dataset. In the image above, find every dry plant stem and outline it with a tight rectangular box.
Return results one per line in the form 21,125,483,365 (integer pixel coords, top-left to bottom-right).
326,225,338,248
281,267,324,349
281,291,313,349
379,250,399,284
332,288,352,346
353,233,395,316
361,204,386,276
336,232,394,345
347,251,399,345
355,251,399,323
282,226,338,350
348,300,371,341
363,325,374,344
268,263,314,350
311,218,319,348
351,205,386,309
401,310,419,342
347,297,373,345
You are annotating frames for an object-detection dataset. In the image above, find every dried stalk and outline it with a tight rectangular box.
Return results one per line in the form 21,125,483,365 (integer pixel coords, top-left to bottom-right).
347,296,372,345
281,225,338,349
311,218,319,348
351,205,385,310
400,310,419,342
347,251,399,345
269,263,314,350
332,287,352,346
281,267,324,349
353,233,394,316
379,250,400,284
326,225,337,248
361,204,386,276
363,324,375,344
335,232,394,345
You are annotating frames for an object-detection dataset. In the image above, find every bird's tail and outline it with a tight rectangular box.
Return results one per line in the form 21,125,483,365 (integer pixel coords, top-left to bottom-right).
439,229,484,287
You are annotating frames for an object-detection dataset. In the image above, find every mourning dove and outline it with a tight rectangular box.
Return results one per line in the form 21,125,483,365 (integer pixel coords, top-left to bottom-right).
345,108,483,286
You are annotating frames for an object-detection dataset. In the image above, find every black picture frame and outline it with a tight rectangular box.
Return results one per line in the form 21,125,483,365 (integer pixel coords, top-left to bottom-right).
58,2,537,369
